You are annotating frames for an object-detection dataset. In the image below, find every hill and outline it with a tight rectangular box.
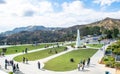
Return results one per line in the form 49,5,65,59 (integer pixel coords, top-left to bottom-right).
88,17,120,30
0,26,62,36
0,17,119,45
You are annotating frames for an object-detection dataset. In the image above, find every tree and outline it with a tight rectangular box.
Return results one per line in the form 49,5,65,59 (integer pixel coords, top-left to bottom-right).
112,28,119,38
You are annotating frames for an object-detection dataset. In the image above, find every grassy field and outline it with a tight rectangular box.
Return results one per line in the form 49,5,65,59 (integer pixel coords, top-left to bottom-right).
14,46,66,62
44,49,98,71
87,44,103,48
0,43,53,55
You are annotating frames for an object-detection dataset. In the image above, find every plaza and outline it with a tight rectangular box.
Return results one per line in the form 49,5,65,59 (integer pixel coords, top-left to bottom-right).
0,0,120,74
0,39,116,74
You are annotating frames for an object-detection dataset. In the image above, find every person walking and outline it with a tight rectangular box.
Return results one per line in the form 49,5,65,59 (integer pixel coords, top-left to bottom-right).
16,63,19,71
38,61,40,69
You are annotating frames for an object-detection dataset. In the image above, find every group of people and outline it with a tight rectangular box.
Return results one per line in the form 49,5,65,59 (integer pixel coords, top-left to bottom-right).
4,59,19,73
22,48,28,54
23,57,28,64
5,59,14,69
78,58,91,71
12,63,19,73
48,50,58,54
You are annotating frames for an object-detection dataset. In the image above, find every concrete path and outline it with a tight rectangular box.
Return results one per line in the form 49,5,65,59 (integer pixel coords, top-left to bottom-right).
0,42,116,74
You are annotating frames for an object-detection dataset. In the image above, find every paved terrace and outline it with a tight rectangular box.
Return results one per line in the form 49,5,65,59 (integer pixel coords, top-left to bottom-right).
0,42,116,74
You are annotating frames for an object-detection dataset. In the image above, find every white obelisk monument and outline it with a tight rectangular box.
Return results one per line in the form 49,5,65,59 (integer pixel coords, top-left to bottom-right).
76,29,81,48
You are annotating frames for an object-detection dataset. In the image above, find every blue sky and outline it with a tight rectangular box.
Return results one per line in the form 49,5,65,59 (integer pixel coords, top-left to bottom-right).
0,0,120,32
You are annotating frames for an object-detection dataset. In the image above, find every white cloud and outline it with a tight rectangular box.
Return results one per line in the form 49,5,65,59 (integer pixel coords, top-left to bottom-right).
0,0,120,32
0,0,53,16
93,0,120,6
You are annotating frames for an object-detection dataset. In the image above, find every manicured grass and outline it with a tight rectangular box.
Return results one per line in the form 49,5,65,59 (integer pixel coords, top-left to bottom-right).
87,44,103,48
14,46,66,62
0,43,53,55
44,49,98,71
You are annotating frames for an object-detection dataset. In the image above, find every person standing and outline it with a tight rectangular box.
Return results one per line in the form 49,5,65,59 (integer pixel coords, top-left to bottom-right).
25,48,28,54
82,59,85,70
23,57,25,63
80,60,83,70
11,60,14,66
5,59,8,64
26,58,28,64
5,63,7,69
77,63,80,71
38,61,40,69
13,64,16,73
22,50,24,53
5,59,8,69
87,58,90,66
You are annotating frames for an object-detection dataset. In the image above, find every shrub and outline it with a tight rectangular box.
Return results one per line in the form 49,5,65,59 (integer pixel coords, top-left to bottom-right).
110,62,115,68
70,58,74,62
104,57,109,61
115,63,120,69
105,62,111,67
9,72,13,74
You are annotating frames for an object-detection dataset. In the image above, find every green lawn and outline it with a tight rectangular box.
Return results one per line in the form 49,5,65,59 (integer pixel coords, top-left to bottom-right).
44,49,98,71
87,44,103,48
14,46,66,62
0,43,53,55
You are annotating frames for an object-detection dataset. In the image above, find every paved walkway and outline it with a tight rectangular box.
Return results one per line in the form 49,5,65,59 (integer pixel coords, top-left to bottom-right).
0,42,116,74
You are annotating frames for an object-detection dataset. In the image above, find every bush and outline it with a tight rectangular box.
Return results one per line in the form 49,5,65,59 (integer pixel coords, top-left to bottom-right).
9,72,13,74
83,45,86,48
104,57,109,61
105,62,111,67
103,56,115,68
115,63,120,69
70,58,74,62
71,45,75,48
111,62,115,68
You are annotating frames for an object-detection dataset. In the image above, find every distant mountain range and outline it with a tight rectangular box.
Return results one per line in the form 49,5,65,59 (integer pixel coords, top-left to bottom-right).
88,17,120,30
1,17,120,37
0,17,119,45
0,26,62,36
59,17,120,35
